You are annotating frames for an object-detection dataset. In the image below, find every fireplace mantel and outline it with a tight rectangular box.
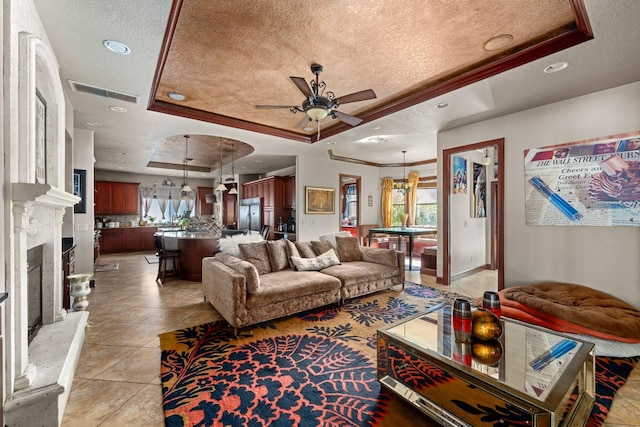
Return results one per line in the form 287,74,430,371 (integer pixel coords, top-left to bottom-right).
12,183,80,207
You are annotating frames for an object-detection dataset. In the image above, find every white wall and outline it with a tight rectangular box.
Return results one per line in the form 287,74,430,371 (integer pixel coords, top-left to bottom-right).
439,81,640,307
73,129,95,274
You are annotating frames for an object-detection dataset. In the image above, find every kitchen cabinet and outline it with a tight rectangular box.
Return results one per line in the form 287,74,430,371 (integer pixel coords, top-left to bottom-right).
94,181,140,215
284,175,296,209
242,176,287,240
100,227,158,253
197,187,214,216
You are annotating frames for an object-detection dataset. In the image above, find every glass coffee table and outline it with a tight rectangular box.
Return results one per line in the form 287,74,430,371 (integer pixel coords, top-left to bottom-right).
377,303,595,427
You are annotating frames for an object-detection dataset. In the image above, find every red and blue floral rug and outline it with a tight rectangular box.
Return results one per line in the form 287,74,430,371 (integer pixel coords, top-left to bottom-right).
160,283,638,427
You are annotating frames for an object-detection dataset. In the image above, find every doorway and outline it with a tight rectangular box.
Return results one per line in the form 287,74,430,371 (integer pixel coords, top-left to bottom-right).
339,174,361,238
442,138,504,290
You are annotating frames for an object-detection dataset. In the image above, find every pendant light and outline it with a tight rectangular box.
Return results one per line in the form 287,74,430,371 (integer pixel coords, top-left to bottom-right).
483,148,492,166
393,150,411,193
228,150,238,195
181,135,192,193
215,141,227,192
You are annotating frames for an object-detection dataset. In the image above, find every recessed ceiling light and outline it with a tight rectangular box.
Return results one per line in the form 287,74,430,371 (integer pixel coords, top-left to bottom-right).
168,92,186,101
117,141,128,145
303,126,314,131
254,160,263,163
103,40,131,55
435,102,449,109
85,121,102,127
484,34,513,51
544,62,569,73
117,152,126,156
370,126,382,131
117,166,125,170
326,141,336,145
109,106,127,113
357,136,386,144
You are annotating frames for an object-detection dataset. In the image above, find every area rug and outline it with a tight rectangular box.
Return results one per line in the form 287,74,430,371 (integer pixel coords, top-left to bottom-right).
160,283,638,427
94,263,119,272
145,255,159,264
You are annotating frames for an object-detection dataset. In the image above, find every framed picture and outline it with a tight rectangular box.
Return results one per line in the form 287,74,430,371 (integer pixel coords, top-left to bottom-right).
35,91,47,184
305,186,335,214
452,156,467,194
73,169,87,213
472,162,486,218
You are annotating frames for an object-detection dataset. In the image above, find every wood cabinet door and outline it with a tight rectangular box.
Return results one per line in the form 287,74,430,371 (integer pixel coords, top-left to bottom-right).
95,181,112,215
197,187,214,215
123,230,143,251
111,183,127,213
285,176,296,208
141,229,157,250
125,184,139,214
223,192,238,226
262,208,274,240
101,231,124,253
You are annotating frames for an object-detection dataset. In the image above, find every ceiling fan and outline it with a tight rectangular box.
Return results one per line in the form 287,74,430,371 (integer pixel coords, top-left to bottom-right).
256,64,376,133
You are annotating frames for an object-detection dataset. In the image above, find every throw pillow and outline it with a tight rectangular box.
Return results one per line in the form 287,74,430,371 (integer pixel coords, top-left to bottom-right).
238,241,272,274
335,236,362,262
311,240,334,256
290,249,341,271
318,231,354,249
360,246,398,267
218,233,264,258
266,239,289,272
285,239,300,269
295,241,317,258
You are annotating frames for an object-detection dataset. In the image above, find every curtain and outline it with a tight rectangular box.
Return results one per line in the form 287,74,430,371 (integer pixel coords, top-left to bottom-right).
156,188,171,219
407,170,420,226
171,190,181,214
187,190,196,213
381,177,394,228
140,187,154,217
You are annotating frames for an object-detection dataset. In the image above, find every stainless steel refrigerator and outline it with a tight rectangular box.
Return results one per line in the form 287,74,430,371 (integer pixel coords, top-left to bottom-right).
238,203,261,232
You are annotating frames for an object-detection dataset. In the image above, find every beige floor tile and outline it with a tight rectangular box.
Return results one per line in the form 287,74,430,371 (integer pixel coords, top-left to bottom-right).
99,384,165,427
61,379,146,427
75,343,139,379
94,346,161,383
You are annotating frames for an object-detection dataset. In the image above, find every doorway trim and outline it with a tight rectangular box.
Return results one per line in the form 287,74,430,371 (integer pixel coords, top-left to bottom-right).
442,138,504,290
339,174,361,237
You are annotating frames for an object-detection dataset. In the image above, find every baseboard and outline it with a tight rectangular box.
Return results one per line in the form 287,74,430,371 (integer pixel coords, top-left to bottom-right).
451,265,486,282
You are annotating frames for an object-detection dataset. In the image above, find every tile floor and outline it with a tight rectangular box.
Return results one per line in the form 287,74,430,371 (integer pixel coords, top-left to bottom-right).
61,252,640,426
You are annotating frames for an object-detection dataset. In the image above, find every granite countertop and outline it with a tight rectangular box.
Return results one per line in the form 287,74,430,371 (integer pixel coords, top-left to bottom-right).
159,231,217,240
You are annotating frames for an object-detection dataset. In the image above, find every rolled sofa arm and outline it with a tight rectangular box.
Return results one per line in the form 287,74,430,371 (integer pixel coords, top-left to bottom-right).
202,257,249,330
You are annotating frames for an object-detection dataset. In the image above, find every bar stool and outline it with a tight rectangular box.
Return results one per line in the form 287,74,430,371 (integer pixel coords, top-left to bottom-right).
155,235,182,283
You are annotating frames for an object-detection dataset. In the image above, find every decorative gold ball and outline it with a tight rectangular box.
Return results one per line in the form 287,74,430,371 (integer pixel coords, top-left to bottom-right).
471,339,503,366
472,308,502,341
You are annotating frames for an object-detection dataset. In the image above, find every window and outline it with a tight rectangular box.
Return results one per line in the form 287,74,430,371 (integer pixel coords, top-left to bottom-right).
415,187,437,226
144,198,194,223
391,189,406,226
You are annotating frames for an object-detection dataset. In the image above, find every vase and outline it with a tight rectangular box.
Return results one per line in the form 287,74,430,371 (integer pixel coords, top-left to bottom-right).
401,214,408,230
67,273,93,311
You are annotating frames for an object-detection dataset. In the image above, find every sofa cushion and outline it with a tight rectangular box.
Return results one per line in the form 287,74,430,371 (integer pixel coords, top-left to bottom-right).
285,239,300,269
266,239,289,272
321,261,399,287
238,241,272,274
311,240,334,256
246,270,341,309
213,252,261,293
290,249,341,271
218,233,264,258
295,241,317,258
360,246,398,267
335,236,362,262
319,231,354,249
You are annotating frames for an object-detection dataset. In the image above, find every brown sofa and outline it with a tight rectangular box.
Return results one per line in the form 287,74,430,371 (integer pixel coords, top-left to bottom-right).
202,236,405,334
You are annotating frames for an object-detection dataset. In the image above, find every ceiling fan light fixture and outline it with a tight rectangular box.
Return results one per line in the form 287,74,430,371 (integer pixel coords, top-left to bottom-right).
306,106,329,121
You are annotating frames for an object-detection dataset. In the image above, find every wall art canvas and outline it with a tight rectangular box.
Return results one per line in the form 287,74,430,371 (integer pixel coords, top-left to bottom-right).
472,162,486,218
306,187,335,214
524,130,639,227
452,156,467,194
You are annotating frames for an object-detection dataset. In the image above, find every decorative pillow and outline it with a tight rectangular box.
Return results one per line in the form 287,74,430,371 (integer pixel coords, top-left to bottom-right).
238,241,272,274
266,239,289,272
218,234,264,258
295,241,317,258
335,236,362,262
319,231,354,249
285,239,301,269
360,246,398,267
311,240,334,256
290,249,341,271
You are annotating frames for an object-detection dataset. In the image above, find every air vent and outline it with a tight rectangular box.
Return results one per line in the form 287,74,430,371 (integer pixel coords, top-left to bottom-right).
68,80,140,104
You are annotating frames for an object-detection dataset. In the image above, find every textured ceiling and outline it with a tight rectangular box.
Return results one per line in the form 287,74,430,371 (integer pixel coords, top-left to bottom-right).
150,0,589,142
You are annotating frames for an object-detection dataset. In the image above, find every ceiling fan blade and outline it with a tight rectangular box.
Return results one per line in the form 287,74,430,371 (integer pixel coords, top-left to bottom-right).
296,115,313,129
334,89,377,105
290,76,314,98
333,110,363,126
255,104,298,109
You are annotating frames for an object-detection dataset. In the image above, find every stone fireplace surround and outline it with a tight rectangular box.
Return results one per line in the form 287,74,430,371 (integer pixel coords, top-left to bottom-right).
2,23,87,425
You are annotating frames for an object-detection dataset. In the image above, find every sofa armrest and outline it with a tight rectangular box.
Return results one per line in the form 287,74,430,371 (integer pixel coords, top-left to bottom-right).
202,257,249,328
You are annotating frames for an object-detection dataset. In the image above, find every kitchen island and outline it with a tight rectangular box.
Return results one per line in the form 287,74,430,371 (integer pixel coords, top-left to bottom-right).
159,231,220,281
